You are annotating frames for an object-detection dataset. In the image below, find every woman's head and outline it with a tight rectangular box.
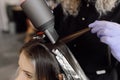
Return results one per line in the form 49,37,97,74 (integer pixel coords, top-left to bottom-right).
16,39,62,80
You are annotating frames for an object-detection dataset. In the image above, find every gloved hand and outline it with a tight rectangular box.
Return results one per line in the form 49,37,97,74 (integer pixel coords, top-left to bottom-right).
89,20,120,62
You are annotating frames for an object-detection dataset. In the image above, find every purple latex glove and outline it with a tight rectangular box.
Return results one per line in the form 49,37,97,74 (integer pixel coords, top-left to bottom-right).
89,20,120,62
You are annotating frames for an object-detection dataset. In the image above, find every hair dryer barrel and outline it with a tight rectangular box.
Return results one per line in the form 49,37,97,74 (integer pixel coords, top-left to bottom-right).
21,0,59,44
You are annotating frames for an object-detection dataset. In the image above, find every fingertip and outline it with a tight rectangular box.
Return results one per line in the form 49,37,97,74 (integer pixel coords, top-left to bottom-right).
88,22,96,28
88,23,94,28
88,20,99,28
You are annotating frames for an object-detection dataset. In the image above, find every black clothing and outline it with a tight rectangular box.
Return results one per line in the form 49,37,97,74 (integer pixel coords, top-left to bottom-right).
53,0,120,79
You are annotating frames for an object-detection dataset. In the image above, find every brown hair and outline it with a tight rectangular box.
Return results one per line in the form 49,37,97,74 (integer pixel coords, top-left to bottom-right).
20,39,60,80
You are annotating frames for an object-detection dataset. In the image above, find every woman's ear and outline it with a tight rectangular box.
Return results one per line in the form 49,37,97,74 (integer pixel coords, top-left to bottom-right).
58,74,63,80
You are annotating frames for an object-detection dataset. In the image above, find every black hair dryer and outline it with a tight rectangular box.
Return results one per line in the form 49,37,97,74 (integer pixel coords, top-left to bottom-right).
21,0,59,44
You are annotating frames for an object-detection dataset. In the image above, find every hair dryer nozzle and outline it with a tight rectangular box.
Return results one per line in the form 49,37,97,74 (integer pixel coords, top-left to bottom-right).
20,0,59,44
45,27,59,44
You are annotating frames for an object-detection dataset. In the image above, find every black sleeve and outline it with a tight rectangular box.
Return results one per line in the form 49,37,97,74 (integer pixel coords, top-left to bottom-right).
53,4,64,32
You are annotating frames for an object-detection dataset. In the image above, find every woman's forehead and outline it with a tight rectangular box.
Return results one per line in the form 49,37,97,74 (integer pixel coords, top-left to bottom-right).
19,51,35,74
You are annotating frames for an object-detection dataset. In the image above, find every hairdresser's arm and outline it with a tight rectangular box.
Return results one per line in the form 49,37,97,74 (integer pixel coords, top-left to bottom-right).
89,20,120,62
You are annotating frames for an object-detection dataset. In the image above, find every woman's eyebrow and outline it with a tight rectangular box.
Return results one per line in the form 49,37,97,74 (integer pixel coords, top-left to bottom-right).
23,70,33,75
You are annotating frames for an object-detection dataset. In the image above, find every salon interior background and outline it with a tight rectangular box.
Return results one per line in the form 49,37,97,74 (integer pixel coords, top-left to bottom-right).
0,0,59,80
0,0,25,80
